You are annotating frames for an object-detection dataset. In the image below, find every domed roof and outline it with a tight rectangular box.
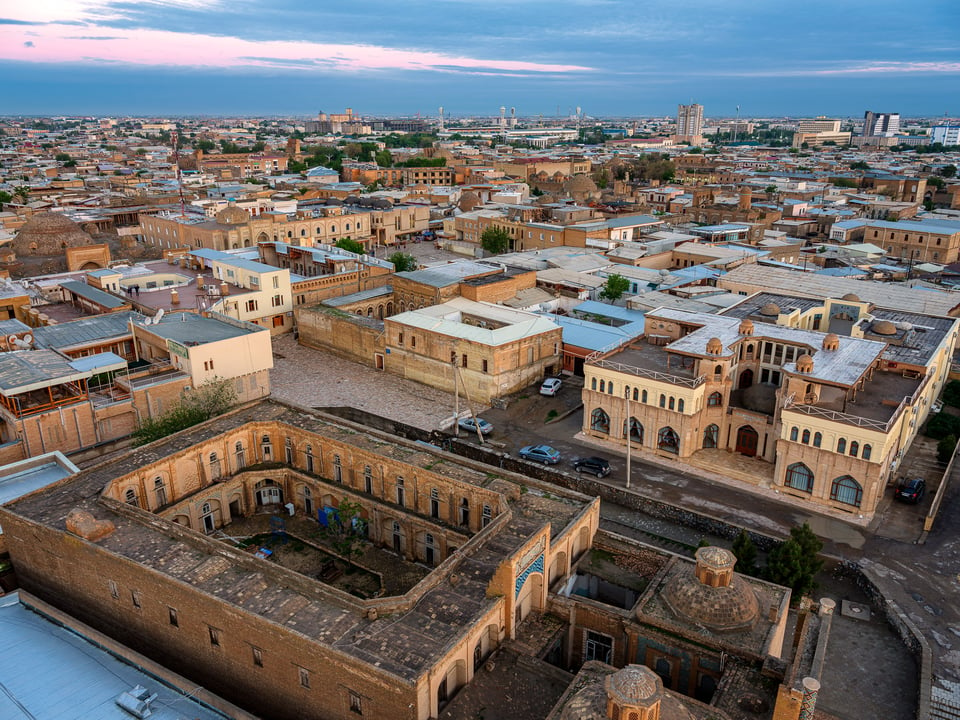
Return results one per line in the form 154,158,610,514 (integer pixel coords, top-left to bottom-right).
706,337,723,355
872,320,897,336
606,665,661,704
759,302,780,317
738,318,754,336
215,205,249,225
563,174,598,195
841,293,860,302
661,555,761,633
823,333,840,350
12,212,93,256
458,191,482,212
796,354,814,373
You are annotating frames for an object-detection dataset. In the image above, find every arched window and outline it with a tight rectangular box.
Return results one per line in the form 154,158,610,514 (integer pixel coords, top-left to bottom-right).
305,444,314,474
201,502,211,515
430,488,440,518
813,432,822,448
591,377,597,391
790,426,799,442
125,488,138,506
677,398,685,413
707,391,722,406
657,426,680,454
668,397,675,410
831,475,863,507
642,389,648,403
862,444,872,460
599,379,606,393
703,424,719,449
633,387,639,401
363,465,373,493
624,418,643,443
849,441,859,458
659,394,666,408
714,364,722,376
590,408,610,433
802,429,810,444
333,454,342,483
154,477,167,506
607,382,614,395
837,438,846,454
785,463,814,493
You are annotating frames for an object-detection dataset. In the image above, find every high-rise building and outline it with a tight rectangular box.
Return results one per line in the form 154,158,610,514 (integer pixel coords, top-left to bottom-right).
863,111,901,137
798,117,841,134
931,125,960,146
676,103,704,139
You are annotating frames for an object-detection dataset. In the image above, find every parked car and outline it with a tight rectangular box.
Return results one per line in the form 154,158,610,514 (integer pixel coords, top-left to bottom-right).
519,444,561,464
894,477,926,504
540,378,562,396
573,456,611,477
458,417,493,435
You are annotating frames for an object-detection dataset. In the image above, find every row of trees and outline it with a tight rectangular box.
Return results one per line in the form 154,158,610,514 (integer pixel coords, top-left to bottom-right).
730,523,824,601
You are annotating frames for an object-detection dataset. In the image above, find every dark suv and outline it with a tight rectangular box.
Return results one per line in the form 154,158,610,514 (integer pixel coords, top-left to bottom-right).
894,477,926,504
573,456,611,477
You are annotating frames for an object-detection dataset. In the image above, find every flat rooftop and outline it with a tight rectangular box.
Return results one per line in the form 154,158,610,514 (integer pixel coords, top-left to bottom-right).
140,311,264,344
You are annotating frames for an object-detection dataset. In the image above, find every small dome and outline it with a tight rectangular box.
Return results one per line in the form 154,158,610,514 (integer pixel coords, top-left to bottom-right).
796,354,814,373
660,550,761,633
215,205,249,225
706,337,723,355
760,302,780,317
563,174,599,196
872,320,897,336
606,665,661,705
458,191,481,212
822,333,840,351
738,318,754,336
841,293,860,302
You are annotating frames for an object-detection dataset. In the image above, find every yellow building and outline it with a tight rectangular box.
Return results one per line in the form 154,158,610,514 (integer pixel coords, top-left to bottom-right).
582,292,958,517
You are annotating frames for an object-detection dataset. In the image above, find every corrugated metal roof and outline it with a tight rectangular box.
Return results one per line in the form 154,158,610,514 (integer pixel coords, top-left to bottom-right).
0,349,88,394
60,281,126,309
0,594,231,720
32,312,137,350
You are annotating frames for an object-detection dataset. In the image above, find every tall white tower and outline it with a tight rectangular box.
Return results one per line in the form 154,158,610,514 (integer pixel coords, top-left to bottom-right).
438,106,445,132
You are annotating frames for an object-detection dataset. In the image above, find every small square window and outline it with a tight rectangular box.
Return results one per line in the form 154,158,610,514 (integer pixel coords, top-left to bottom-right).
350,691,363,715
298,667,310,688
168,607,179,627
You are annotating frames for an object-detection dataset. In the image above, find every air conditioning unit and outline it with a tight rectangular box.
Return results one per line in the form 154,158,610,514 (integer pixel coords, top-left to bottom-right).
115,685,158,719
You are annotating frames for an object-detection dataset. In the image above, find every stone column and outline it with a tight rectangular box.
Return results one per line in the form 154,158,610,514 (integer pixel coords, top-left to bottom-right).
799,677,820,720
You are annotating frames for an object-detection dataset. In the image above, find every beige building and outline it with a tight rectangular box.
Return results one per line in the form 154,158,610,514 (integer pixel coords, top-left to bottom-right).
195,252,295,334
384,298,562,404
581,292,957,518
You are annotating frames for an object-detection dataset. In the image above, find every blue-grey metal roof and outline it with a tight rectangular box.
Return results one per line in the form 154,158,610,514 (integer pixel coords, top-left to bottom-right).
0,453,78,507
67,352,127,373
60,281,126,309
0,594,232,720
31,312,137,350
144,312,264,344
815,267,870,277
571,300,646,323
0,318,30,336
549,314,644,351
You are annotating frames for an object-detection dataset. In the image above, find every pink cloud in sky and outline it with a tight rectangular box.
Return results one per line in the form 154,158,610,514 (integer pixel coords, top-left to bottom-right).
0,23,592,75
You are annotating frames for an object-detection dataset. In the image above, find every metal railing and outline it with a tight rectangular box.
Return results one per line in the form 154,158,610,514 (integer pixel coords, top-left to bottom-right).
786,403,891,431
589,358,706,388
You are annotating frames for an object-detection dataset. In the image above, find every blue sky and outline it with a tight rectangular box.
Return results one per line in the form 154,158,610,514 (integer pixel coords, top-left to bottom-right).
1,0,958,117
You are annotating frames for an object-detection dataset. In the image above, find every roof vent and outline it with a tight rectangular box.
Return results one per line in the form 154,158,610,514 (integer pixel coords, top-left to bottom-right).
115,685,158,718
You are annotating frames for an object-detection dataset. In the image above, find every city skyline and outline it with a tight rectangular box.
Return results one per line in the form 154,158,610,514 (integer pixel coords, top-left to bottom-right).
1,1,959,116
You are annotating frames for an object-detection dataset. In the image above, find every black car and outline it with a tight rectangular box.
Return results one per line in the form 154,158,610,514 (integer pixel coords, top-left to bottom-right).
573,456,611,477
894,477,926,504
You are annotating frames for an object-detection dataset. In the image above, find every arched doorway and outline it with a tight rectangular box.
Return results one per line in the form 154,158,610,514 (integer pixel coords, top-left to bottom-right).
738,368,754,389
735,425,759,456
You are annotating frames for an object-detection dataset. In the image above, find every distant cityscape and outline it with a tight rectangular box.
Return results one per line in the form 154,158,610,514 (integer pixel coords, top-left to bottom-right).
0,101,958,720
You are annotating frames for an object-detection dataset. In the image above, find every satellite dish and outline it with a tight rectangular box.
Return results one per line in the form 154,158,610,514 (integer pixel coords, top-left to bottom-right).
6,334,17,346
13,338,31,349
22,334,32,345
154,308,165,325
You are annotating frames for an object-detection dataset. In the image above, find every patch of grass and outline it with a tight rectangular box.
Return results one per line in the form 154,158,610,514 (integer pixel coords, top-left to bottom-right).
546,409,559,422
518,394,529,400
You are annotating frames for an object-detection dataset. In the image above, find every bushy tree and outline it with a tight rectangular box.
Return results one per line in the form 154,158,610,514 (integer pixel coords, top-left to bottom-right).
732,530,758,577
944,380,960,408
938,434,957,463
926,412,960,440
387,252,416,272
599,274,630,303
764,522,823,601
132,378,237,446
335,238,365,255
321,498,368,558
480,226,511,255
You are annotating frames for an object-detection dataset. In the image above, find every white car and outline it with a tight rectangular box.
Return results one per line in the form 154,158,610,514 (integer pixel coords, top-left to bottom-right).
540,378,562,396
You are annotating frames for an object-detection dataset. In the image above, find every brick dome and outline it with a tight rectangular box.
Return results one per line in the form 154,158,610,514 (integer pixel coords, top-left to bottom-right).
796,354,814,373
760,302,780,317
458,191,481,212
660,546,761,633
12,212,93,257
872,320,897,336
215,205,249,225
739,318,754,336
706,337,723,355
822,333,840,351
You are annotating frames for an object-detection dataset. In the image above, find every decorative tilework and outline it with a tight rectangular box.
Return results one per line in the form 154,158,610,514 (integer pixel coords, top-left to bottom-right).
515,554,544,597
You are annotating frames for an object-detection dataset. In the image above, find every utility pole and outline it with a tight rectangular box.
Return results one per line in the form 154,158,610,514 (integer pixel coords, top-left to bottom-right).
624,385,632,489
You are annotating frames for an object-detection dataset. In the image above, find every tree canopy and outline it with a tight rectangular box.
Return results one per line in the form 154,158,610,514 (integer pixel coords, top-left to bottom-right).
599,274,630,303
132,378,237,446
387,252,417,272
335,238,365,255
764,522,823,601
480,226,511,255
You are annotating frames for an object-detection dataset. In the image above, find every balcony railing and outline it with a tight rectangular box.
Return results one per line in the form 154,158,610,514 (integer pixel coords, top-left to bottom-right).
786,403,890,431
589,358,706,389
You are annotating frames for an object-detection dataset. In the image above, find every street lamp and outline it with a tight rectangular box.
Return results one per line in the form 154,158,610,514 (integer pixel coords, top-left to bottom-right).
624,385,632,489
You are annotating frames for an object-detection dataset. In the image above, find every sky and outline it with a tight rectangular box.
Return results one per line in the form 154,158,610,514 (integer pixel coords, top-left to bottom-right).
1,0,959,118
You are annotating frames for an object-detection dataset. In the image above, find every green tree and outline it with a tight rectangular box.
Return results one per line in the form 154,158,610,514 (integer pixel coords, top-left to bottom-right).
320,498,369,557
732,530,758,577
764,185,777,195
940,164,957,178
0,190,12,205
850,160,870,171
926,412,960,440
132,378,237,446
13,186,29,203
387,252,417,272
937,434,958,463
480,226,511,255
765,522,823,601
375,149,393,167
55,152,71,162
943,380,960,408
599,274,630,303
335,238,365,255
928,176,946,191
194,138,215,152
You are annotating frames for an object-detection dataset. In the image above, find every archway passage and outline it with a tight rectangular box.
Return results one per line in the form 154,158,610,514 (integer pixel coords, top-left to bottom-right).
735,425,759,456
738,368,754,389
